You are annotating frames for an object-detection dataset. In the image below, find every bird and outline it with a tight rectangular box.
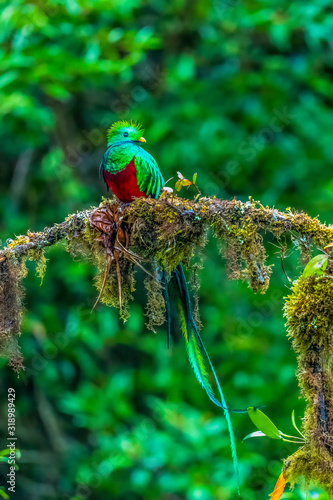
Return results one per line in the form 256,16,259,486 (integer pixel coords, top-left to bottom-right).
99,120,240,487
99,120,164,202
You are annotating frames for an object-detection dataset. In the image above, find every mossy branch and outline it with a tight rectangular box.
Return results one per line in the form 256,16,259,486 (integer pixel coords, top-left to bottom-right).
0,210,89,262
1,195,333,368
1,197,333,264
1,194,333,493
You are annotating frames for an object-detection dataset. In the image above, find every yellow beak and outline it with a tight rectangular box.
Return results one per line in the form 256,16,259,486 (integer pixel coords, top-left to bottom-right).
138,137,146,142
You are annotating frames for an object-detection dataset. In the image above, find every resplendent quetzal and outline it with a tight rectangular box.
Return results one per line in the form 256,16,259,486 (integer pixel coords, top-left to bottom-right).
99,120,239,485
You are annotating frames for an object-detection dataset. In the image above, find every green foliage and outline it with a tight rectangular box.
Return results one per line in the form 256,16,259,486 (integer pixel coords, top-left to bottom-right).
1,0,333,498
301,254,328,279
0,488,9,500
245,407,304,443
247,407,281,440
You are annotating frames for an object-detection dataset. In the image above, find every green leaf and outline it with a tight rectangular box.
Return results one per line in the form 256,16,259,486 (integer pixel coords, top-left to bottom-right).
301,254,328,279
192,173,197,185
243,430,266,441
291,410,305,439
175,180,182,192
247,407,281,439
0,488,9,499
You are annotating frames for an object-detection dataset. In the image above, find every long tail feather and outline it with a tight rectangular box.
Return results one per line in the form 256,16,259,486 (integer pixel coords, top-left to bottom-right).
192,323,240,493
164,264,241,493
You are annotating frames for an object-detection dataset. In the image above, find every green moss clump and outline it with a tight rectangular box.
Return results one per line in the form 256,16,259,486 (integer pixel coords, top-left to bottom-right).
284,274,333,497
128,196,208,273
285,277,333,352
7,235,31,249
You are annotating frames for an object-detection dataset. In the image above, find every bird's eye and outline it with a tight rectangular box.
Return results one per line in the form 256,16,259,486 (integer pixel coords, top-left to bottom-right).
123,132,129,137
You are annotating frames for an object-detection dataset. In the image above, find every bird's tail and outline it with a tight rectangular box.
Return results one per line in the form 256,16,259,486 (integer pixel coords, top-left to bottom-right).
163,264,240,492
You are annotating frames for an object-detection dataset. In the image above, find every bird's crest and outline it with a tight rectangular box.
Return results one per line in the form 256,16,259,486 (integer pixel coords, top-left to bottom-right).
107,120,144,139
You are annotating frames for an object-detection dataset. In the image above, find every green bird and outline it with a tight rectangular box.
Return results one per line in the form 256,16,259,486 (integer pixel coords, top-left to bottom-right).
99,120,240,487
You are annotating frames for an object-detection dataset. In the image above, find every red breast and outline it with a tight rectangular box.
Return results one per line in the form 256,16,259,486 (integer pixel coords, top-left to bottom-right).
103,157,148,202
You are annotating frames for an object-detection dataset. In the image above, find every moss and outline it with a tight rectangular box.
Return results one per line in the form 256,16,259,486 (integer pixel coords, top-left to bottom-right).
0,259,26,372
284,274,333,495
26,248,48,284
2,194,333,401
3,195,333,494
98,259,135,322
286,445,333,497
187,259,205,331
128,196,208,273
144,268,166,332
211,206,271,293
285,276,333,353
35,253,47,283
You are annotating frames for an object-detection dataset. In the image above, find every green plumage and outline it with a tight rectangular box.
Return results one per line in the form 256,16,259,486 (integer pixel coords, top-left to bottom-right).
100,120,164,200
135,149,164,198
100,120,240,490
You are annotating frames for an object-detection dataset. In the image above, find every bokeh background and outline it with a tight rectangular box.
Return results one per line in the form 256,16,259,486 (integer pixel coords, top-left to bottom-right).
1,1,333,499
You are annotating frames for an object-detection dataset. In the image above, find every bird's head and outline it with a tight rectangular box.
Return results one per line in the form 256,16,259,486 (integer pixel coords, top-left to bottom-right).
107,120,146,145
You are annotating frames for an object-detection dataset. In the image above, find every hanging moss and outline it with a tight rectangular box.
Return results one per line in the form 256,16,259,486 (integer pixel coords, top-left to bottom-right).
0,259,26,372
99,259,136,322
211,206,271,293
32,249,48,284
0,241,50,370
187,260,204,331
144,267,166,332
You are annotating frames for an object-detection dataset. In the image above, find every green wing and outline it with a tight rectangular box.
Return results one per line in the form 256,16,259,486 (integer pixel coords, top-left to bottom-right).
134,149,165,199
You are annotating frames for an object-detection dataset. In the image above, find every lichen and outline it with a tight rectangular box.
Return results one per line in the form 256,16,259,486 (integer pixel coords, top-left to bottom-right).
7,235,31,250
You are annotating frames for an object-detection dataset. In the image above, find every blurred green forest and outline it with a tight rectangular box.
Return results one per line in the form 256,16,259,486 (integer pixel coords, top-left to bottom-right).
1,0,333,499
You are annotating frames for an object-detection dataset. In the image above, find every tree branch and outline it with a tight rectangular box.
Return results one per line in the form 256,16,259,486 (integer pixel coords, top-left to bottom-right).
0,210,89,262
1,195,333,493
1,196,333,262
